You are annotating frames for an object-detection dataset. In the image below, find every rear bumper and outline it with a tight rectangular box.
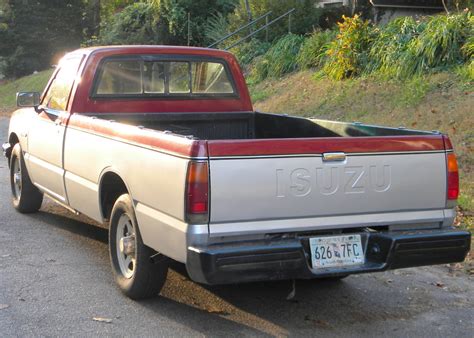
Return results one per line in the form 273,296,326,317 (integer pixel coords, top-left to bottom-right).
186,229,471,285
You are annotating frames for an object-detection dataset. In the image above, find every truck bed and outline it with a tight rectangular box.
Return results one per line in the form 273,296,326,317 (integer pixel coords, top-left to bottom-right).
88,111,434,141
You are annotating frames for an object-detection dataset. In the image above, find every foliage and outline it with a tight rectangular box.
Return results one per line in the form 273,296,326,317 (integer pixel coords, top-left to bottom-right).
82,0,135,39
204,12,230,44
367,11,472,79
158,0,237,46
250,34,304,81
0,0,84,78
233,39,271,66
398,12,472,77
227,0,324,43
455,60,474,81
296,29,336,70
324,15,374,80
366,16,422,78
95,2,162,45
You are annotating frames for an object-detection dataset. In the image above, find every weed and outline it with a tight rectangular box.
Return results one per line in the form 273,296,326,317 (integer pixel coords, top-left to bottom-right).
296,29,336,70
251,34,305,82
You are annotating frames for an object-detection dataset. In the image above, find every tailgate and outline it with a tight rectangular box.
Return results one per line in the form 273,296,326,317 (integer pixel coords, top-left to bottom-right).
207,136,448,234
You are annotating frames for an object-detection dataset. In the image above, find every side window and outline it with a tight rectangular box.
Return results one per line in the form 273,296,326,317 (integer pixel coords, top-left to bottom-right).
43,56,83,111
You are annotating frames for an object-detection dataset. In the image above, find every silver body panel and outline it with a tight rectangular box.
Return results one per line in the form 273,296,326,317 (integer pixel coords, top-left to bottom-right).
63,126,190,262
209,153,448,234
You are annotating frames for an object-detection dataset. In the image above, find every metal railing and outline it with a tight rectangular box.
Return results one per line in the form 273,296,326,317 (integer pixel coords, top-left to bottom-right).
207,8,295,50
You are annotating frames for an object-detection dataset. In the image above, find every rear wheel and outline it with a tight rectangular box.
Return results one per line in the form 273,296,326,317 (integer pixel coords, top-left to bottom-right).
9,143,43,213
109,194,168,299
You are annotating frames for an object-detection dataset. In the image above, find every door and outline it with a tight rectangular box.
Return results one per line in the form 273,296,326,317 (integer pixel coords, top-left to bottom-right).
26,56,83,203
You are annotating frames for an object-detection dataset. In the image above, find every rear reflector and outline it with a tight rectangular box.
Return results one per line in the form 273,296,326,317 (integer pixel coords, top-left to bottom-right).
447,153,459,200
186,162,209,222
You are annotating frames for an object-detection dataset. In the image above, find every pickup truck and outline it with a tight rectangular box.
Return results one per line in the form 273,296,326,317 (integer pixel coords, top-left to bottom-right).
3,46,470,300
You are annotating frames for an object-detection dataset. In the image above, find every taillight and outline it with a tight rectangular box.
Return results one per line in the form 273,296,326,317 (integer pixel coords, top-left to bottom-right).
186,161,209,223
447,152,459,200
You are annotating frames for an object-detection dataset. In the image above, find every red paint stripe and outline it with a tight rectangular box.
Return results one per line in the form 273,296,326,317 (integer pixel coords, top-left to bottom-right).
207,136,445,157
67,114,208,158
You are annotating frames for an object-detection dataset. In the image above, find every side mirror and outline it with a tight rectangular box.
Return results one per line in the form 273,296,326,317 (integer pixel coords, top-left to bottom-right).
16,92,40,108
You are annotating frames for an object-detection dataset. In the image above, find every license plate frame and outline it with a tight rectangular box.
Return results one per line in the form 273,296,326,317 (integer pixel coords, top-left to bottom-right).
309,234,365,269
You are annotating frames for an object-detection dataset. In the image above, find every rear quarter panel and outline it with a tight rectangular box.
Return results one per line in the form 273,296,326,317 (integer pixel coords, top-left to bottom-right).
63,118,199,262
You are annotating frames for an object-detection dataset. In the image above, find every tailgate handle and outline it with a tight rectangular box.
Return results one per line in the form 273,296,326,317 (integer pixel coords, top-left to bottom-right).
323,152,346,162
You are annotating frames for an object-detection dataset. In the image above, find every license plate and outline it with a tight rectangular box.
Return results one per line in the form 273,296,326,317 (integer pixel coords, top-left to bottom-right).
309,235,364,268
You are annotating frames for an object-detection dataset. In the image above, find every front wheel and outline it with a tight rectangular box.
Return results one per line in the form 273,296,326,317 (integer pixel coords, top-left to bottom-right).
109,194,168,299
9,143,43,213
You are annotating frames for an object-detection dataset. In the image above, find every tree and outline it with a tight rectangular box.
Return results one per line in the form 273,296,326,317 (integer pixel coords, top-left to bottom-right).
1,0,84,78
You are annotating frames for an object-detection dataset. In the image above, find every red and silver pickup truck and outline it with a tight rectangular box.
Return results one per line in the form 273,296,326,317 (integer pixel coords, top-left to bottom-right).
3,46,470,299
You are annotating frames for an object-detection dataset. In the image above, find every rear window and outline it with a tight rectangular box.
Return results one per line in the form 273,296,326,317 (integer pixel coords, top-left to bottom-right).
94,57,235,97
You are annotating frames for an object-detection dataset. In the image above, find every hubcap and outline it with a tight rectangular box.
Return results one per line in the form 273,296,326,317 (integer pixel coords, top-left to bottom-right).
12,157,22,199
116,214,136,279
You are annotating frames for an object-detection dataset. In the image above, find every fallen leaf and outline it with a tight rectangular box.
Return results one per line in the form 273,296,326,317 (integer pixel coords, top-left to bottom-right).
0,304,10,310
386,279,393,283
433,281,445,287
92,317,113,323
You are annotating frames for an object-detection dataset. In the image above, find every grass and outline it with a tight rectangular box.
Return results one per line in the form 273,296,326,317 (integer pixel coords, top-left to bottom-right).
0,69,53,115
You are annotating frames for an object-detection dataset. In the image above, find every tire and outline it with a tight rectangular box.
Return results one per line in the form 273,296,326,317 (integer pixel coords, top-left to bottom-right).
9,143,43,213
109,193,168,299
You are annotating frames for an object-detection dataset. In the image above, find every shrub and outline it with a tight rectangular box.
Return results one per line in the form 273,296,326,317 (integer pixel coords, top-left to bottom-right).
399,12,472,77
234,39,271,66
324,15,374,80
296,29,336,69
227,0,324,42
97,3,162,45
250,34,305,81
366,16,423,78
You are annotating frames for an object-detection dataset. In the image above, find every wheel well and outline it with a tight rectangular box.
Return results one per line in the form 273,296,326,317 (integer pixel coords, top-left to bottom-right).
100,172,129,222
9,133,19,146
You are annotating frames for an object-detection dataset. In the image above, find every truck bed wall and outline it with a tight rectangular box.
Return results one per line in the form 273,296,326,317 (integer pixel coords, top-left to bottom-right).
88,112,433,141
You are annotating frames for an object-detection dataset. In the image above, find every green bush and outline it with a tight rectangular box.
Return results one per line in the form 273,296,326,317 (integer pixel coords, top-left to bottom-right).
234,39,271,66
296,29,336,69
250,34,305,81
324,15,374,80
96,3,162,45
366,16,422,78
399,12,472,77
227,0,323,42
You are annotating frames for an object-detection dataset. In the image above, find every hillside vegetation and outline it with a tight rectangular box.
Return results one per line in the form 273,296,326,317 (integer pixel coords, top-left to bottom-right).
237,12,473,84
0,69,53,114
